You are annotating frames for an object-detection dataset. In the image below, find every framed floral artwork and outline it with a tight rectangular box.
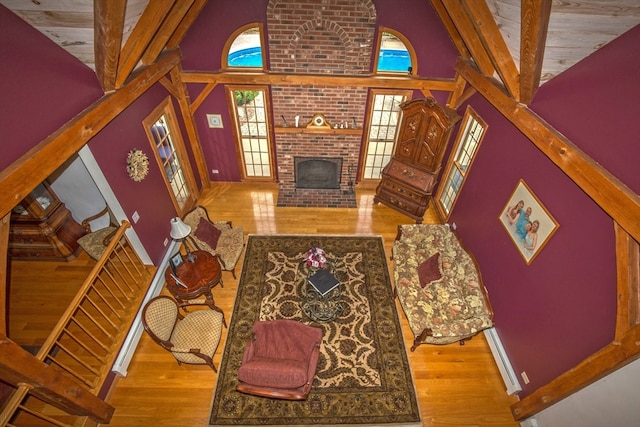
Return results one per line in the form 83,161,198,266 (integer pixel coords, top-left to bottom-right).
499,179,558,265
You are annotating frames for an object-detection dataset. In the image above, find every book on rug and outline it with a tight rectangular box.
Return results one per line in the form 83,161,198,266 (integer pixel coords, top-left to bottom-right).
307,269,340,296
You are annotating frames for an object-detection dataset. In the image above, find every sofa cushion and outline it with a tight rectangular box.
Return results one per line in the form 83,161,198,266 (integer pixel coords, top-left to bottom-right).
194,217,221,249
418,252,442,288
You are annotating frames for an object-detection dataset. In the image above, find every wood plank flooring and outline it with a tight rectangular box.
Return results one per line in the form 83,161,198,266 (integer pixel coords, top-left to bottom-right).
8,183,519,426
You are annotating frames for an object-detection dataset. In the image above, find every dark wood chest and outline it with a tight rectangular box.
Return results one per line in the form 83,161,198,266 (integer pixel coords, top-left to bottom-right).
374,98,460,222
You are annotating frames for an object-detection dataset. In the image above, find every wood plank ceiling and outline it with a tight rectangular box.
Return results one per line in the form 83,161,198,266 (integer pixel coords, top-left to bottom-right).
1,0,639,102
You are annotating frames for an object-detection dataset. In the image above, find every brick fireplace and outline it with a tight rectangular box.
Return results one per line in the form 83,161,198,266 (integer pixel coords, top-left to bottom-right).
267,0,377,207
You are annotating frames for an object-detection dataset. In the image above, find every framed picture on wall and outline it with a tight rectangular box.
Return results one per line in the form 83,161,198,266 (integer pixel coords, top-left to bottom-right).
499,179,559,265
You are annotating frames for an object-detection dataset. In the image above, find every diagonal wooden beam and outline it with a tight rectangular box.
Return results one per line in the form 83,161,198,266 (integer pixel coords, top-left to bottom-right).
429,0,472,60
0,214,8,337
0,50,182,220
519,0,552,104
614,223,639,340
93,0,126,93
462,0,520,100
141,0,195,66
170,66,210,190
441,0,496,77
116,0,177,88
167,0,209,49
456,58,640,243
0,335,114,423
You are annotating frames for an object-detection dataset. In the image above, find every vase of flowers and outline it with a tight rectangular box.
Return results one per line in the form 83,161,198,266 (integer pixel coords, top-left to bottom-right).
304,247,327,269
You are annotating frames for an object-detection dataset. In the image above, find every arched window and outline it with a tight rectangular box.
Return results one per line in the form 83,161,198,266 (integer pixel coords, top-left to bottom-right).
223,24,265,70
374,28,416,75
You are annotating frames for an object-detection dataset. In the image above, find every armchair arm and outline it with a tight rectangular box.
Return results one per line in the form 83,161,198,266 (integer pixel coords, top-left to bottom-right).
80,206,110,232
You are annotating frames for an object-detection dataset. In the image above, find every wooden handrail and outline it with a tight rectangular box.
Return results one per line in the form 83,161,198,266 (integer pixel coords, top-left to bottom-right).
0,221,154,427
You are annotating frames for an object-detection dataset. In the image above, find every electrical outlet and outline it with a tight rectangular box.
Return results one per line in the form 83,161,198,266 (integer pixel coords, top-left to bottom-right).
521,371,530,384
211,169,219,174
451,222,457,230
163,238,169,247
132,211,140,223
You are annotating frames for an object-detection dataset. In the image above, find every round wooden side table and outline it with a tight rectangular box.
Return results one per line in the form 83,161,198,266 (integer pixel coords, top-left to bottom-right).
164,250,225,326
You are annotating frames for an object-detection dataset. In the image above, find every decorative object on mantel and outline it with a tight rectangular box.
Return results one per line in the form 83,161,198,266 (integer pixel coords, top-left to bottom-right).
126,149,150,182
306,113,331,128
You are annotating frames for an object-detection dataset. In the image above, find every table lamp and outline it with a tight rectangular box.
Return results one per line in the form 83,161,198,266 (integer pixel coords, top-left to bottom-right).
170,217,196,262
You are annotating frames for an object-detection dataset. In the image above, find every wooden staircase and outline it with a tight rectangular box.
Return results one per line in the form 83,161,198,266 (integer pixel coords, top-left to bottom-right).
0,222,154,427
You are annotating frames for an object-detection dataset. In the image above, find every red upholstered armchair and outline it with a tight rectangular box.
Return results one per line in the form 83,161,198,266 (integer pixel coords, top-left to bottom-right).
236,320,323,400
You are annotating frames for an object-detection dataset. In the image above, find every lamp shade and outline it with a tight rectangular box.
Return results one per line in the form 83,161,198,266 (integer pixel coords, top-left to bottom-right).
170,217,191,240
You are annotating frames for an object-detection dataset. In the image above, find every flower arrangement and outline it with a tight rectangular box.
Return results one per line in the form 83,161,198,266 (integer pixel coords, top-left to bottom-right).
304,247,327,269
126,149,150,182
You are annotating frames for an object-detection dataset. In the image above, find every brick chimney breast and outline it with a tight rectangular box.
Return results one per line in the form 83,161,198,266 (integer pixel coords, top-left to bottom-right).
268,0,376,207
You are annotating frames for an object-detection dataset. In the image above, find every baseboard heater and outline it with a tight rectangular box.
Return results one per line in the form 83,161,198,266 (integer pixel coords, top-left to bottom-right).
111,240,179,377
484,327,522,395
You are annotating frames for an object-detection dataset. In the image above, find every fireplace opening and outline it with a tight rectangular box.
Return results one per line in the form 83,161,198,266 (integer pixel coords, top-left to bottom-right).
294,157,343,189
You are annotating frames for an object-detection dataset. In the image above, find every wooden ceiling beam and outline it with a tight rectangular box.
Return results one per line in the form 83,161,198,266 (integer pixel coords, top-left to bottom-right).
93,0,126,93
167,0,209,49
440,0,496,77
181,71,458,92
462,0,520,100
456,58,640,243
115,0,177,88
519,0,552,104
141,0,195,66
429,0,472,60
0,50,182,220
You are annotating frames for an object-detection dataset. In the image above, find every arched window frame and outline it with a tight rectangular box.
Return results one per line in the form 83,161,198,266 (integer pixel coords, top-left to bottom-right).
373,27,417,75
222,23,266,71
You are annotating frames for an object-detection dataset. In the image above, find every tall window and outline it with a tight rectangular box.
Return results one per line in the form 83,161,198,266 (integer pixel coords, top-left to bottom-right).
436,107,487,218
227,86,274,180
143,98,196,213
361,90,411,180
223,24,265,70
374,28,416,75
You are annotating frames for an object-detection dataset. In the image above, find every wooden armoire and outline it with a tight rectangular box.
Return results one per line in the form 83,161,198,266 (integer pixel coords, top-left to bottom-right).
374,97,460,223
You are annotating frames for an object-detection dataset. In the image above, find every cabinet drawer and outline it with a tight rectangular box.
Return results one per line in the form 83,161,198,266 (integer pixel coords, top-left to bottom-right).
380,178,425,202
377,187,427,217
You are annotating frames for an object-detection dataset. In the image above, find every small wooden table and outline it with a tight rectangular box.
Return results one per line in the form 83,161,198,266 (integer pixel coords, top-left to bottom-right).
165,250,225,324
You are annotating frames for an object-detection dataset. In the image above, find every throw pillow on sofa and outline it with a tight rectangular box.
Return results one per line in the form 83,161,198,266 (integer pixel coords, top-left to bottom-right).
418,252,442,288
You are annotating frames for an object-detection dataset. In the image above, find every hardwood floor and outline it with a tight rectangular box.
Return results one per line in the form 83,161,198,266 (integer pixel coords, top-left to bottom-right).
8,183,519,426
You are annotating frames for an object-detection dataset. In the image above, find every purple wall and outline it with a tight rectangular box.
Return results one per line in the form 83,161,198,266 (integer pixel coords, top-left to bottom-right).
451,25,640,395
85,88,182,264
0,5,103,171
1,5,183,265
4,0,638,399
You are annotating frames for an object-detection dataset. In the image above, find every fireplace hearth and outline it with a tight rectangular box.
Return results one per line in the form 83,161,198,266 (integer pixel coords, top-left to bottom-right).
294,157,342,189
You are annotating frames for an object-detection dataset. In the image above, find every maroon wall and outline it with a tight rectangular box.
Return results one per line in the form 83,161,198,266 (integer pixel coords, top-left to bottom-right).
451,25,640,395
85,87,182,264
0,5,103,171
1,5,185,265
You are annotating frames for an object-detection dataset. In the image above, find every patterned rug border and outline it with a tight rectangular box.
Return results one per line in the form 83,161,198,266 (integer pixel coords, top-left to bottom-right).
209,234,421,426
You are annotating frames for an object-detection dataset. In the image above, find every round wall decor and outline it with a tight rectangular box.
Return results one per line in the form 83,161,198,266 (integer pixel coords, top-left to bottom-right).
307,113,330,128
126,149,150,182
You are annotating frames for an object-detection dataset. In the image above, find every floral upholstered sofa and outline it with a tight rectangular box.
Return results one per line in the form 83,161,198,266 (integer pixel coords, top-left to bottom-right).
392,224,493,350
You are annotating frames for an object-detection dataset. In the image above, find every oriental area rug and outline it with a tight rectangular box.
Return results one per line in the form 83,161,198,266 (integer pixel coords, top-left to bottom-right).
209,235,421,426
